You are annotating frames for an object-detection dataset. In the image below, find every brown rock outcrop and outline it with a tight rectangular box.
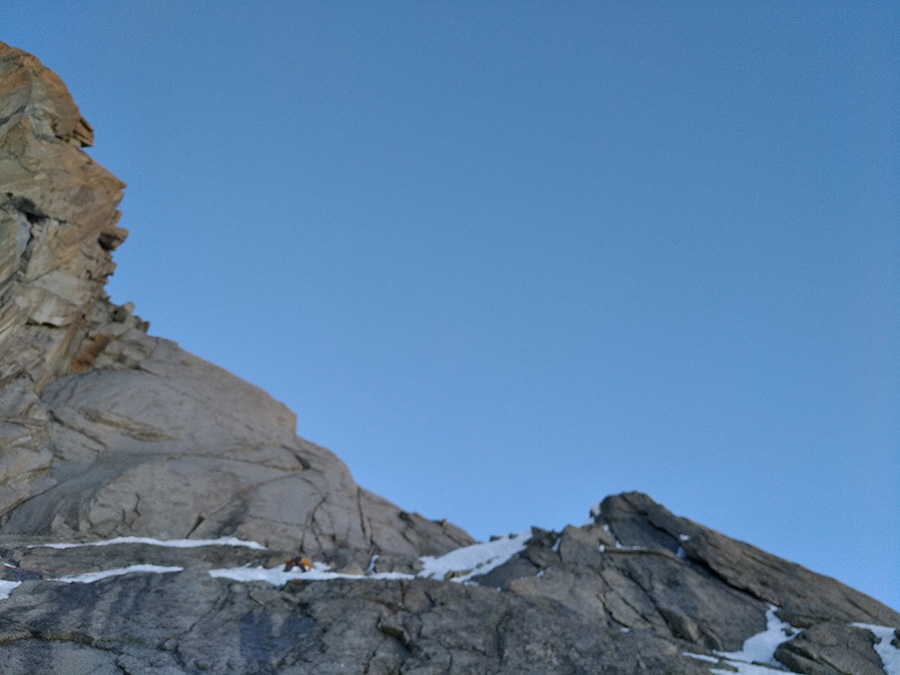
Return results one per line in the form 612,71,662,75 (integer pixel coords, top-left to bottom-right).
0,42,135,520
0,43,129,385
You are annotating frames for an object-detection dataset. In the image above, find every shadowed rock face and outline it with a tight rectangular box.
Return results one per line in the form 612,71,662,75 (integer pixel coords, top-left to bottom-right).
0,41,897,674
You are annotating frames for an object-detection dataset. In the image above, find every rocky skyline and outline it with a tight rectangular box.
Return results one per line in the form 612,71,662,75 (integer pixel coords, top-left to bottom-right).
5,4,896,613
0,41,898,673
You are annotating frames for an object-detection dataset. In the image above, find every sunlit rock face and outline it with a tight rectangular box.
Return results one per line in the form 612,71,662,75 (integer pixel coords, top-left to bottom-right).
0,41,898,674
0,39,470,564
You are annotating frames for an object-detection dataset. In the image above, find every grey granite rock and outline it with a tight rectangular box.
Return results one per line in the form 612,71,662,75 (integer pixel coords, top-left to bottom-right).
0,558,714,674
596,491,900,628
774,622,887,675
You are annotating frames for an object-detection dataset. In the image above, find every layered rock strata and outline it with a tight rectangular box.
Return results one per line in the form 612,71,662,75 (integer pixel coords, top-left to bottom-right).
0,41,898,674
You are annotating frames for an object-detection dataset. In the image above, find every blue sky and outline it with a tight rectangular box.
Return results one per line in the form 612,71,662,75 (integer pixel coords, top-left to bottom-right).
5,2,898,610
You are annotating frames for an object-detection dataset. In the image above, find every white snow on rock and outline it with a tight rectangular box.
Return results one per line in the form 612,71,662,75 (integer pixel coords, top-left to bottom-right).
710,606,798,674
52,564,184,584
418,532,529,583
211,532,531,587
584,501,602,525
31,536,267,550
2,534,531,601
210,561,412,585
683,651,719,663
852,623,900,675
0,580,21,600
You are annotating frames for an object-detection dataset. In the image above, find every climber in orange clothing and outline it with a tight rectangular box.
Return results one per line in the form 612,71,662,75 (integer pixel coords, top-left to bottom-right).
283,556,312,572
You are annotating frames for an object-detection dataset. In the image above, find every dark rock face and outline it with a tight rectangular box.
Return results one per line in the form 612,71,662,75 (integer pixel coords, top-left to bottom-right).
0,495,897,674
0,41,898,674
773,622,887,675
0,569,706,675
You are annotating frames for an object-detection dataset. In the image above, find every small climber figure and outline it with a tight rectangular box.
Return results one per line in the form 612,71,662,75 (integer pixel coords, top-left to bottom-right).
283,556,312,572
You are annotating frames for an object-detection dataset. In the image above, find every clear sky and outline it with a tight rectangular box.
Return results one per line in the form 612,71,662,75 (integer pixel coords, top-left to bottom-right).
5,2,898,610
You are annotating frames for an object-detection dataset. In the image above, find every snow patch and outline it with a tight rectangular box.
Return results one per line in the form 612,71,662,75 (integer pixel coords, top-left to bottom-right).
419,532,529,583
210,561,412,585
683,652,719,663
53,564,183,584
711,606,798,674
31,536,267,550
0,580,21,600
852,623,900,675
584,501,602,525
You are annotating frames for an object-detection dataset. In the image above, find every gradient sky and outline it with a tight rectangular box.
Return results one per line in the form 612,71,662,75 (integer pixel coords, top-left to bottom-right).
5,2,898,610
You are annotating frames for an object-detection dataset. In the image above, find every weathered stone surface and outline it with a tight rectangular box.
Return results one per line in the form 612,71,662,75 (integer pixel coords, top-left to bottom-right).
0,43,128,387
0,41,140,523
774,622,886,675
0,552,716,675
596,492,900,629
1,40,898,674
0,40,472,569
0,329,473,561
1,496,897,674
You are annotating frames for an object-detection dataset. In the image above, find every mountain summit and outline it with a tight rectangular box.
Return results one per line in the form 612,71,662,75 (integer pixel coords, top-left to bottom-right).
0,42,897,674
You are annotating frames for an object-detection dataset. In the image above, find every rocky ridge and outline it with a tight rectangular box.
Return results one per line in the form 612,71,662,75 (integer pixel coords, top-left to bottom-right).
0,41,898,674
